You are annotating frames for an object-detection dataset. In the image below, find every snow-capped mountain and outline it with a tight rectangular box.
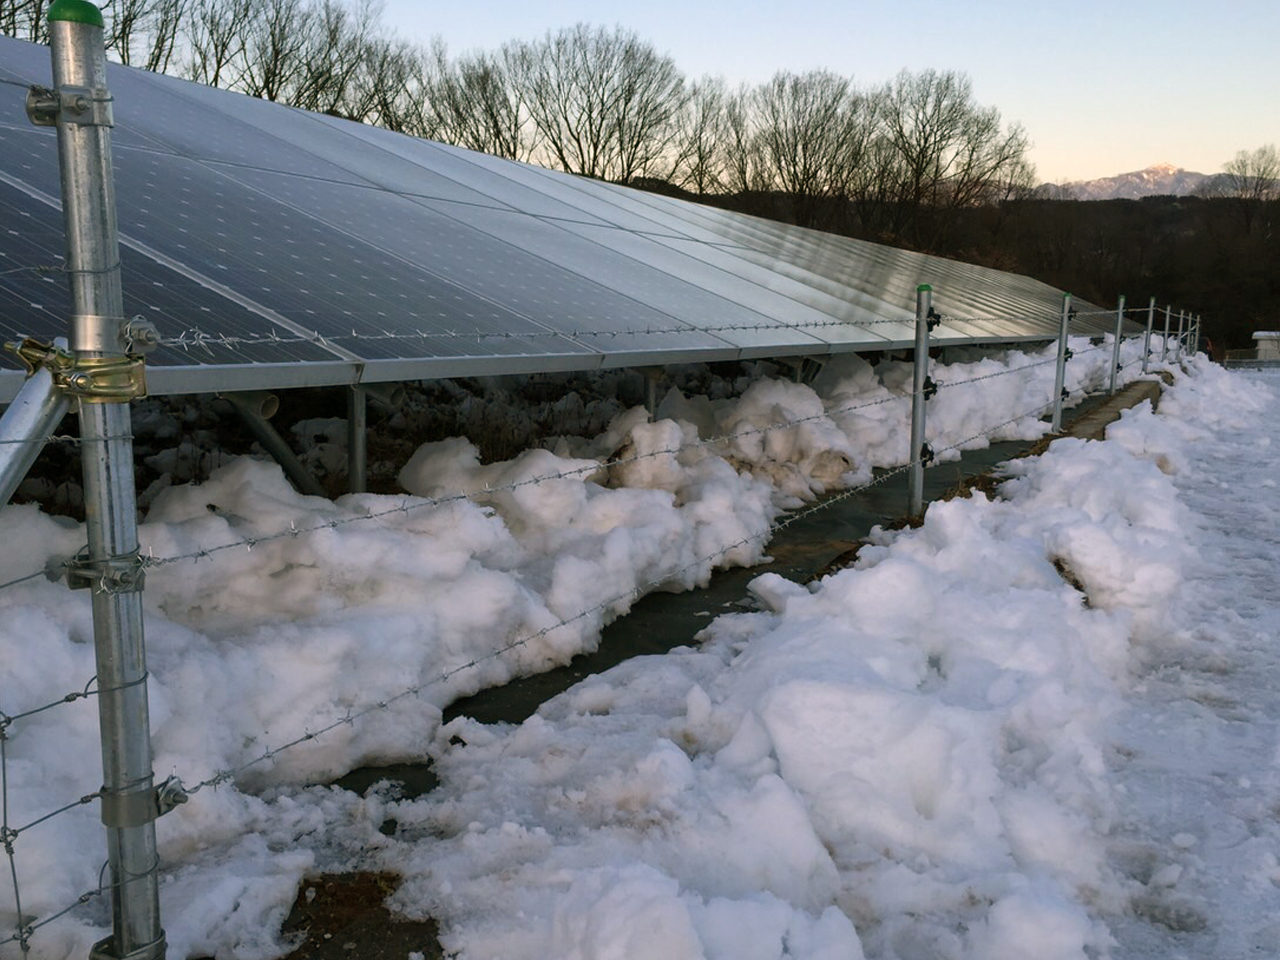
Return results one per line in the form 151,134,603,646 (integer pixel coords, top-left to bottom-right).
1039,162,1220,200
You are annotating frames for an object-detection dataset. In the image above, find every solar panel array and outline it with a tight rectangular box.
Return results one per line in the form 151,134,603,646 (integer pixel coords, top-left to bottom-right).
0,35,1124,402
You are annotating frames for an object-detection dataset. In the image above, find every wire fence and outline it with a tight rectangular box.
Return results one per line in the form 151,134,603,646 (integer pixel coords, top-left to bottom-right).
1,679,103,953
0,324,1181,950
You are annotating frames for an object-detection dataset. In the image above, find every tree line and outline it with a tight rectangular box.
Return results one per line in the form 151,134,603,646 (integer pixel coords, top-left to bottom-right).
1,0,1034,248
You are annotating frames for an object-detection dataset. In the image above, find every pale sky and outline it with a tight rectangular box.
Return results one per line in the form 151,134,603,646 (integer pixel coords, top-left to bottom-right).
379,0,1280,184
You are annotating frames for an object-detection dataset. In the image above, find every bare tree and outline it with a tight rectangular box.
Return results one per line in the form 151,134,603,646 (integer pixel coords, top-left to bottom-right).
749,69,873,229
425,44,530,160
105,0,185,72
238,0,311,102
0,0,48,43
508,23,687,182
667,76,730,193
877,69,1033,247
346,34,430,133
720,83,766,194
1220,144,1280,234
184,0,255,89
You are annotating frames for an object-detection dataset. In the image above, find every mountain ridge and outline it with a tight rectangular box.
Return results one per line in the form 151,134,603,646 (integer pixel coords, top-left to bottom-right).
1037,163,1226,200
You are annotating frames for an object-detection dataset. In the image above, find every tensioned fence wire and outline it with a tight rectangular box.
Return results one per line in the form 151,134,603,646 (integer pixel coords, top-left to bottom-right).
1,678,103,954
0,338,1163,948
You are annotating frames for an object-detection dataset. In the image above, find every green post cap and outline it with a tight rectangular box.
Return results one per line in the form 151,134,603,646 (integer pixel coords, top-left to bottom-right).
917,284,932,292
48,0,104,27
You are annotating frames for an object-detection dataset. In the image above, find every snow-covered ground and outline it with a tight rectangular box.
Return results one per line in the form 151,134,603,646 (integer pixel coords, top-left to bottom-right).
4,339,1278,960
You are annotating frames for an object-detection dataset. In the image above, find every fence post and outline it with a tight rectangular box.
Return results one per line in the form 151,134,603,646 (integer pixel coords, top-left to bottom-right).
1051,293,1072,432
1142,296,1155,374
1174,310,1186,362
908,285,933,517
1109,295,1126,394
1161,305,1172,361
33,3,168,958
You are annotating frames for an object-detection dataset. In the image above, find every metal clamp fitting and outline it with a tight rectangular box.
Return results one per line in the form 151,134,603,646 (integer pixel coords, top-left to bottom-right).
58,354,148,403
26,84,114,127
67,550,146,594
99,776,188,829
6,337,149,402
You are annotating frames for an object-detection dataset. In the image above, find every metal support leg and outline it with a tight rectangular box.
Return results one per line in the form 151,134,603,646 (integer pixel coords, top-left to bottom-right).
1051,293,1072,432
1109,295,1125,395
216,392,326,499
1161,305,1172,361
1174,310,1186,362
347,386,366,494
908,285,933,517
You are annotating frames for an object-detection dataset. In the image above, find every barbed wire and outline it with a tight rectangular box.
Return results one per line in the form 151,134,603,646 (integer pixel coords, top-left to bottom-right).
155,316,917,353
132,388,905,572
151,311,1125,354
0,338,1133,597
138,338,1102,574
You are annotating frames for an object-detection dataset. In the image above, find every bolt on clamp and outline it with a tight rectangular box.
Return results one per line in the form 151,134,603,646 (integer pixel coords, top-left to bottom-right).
66,549,146,594
26,84,114,127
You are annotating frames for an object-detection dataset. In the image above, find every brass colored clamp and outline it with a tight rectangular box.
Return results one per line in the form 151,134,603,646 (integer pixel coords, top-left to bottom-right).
57,354,148,403
5,337,148,403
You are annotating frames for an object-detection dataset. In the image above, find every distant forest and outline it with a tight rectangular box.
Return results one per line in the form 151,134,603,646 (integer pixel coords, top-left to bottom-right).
3,0,1276,350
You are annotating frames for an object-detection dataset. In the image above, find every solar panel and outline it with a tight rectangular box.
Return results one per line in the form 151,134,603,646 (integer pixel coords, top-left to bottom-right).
0,33,1128,403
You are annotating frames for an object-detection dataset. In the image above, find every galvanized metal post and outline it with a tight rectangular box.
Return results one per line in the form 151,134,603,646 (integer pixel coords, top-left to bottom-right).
1051,293,1072,432
1141,296,1155,374
1174,310,1186,362
1160,305,1172,361
347,385,367,494
907,285,932,517
39,4,167,958
1109,295,1126,395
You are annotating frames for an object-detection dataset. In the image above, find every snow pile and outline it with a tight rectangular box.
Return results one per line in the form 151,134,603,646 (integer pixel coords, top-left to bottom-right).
0,340,1197,960
378,402,1190,960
